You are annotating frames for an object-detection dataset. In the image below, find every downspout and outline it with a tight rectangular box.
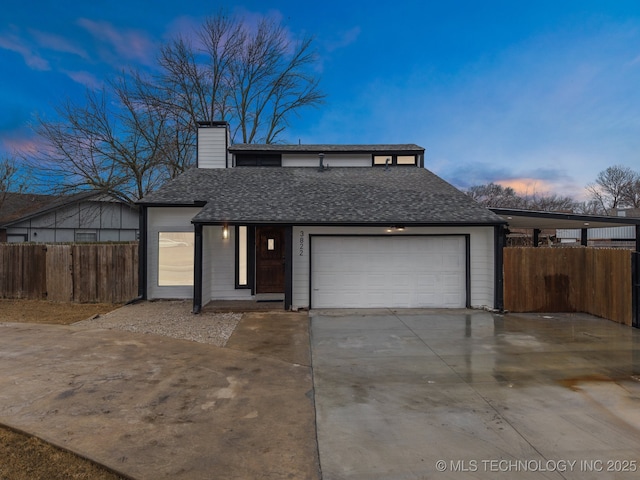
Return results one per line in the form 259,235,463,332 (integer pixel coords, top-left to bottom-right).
494,224,505,312
193,223,203,314
137,205,148,300
284,226,293,311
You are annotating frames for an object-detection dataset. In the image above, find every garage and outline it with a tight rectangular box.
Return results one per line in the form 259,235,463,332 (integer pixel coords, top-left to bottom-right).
310,235,468,308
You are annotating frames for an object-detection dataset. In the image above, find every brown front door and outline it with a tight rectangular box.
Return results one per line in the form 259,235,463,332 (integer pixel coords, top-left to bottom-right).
255,226,285,293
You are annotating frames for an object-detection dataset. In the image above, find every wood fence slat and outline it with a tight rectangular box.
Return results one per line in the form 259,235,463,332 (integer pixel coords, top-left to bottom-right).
1,242,138,304
504,247,632,325
46,245,73,302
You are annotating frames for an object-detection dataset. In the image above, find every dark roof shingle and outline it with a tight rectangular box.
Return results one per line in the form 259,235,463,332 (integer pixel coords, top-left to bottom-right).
139,167,503,225
228,144,424,153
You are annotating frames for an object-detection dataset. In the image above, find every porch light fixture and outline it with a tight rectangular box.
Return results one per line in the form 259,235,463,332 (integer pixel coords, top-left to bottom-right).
222,225,229,239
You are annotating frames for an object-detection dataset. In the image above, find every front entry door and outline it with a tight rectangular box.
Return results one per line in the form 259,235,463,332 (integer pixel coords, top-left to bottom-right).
255,226,285,293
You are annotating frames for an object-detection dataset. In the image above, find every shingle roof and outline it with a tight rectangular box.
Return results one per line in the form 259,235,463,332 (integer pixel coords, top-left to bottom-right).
0,193,59,225
0,191,125,227
229,144,424,153
139,167,503,225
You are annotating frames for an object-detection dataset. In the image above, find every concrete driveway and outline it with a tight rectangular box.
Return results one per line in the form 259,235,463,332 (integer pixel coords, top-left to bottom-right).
0,311,319,480
310,309,640,480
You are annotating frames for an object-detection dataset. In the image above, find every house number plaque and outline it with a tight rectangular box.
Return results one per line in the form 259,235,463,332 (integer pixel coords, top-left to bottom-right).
299,230,304,256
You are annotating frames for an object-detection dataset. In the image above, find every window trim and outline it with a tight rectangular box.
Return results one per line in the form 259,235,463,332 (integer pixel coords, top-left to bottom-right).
372,154,417,167
75,231,98,242
235,225,254,289
235,153,282,167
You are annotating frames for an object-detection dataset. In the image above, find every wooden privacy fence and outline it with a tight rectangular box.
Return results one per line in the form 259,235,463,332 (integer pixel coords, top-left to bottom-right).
504,247,632,325
0,243,138,304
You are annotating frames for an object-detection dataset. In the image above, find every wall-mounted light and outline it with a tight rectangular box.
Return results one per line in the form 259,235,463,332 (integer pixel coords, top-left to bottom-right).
222,225,229,239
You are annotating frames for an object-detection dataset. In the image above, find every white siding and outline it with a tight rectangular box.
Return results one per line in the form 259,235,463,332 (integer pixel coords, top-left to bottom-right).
147,207,201,299
292,225,495,310
198,125,228,168
204,225,252,301
202,226,213,305
282,153,372,167
53,230,75,242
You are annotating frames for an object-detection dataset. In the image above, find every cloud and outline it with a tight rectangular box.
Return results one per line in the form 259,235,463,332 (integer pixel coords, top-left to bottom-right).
62,69,102,89
0,129,46,156
325,26,361,52
0,30,50,70
29,29,89,59
76,18,156,66
164,15,201,42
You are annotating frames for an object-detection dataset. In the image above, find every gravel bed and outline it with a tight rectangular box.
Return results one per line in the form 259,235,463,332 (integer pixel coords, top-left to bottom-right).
73,300,242,347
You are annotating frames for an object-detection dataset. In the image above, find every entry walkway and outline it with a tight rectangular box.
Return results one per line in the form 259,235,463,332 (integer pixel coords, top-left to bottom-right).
310,309,640,480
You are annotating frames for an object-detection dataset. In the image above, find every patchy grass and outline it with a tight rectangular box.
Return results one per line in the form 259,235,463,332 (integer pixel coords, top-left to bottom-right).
0,426,126,480
0,299,120,324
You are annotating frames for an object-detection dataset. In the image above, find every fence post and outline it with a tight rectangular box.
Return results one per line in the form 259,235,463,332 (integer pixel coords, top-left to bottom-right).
633,252,639,329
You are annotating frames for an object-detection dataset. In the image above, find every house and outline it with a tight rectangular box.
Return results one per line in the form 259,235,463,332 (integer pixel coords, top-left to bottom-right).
556,208,640,248
487,208,640,250
138,121,506,312
0,191,138,243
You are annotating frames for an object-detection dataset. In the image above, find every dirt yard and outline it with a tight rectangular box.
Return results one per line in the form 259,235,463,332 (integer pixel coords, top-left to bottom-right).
0,299,118,325
0,299,126,479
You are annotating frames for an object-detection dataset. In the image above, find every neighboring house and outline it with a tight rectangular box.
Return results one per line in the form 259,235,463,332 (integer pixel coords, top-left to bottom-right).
556,208,640,247
138,121,506,312
490,207,640,250
0,191,138,243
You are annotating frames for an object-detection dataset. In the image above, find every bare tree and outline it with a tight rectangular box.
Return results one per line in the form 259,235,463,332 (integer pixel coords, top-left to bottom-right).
574,199,606,215
466,182,577,212
31,77,187,204
157,12,324,144
0,156,25,211
522,192,577,212
586,165,639,214
28,12,324,200
466,183,524,208
622,176,640,208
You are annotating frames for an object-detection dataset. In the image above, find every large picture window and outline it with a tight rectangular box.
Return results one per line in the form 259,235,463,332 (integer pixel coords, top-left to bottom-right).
158,232,194,286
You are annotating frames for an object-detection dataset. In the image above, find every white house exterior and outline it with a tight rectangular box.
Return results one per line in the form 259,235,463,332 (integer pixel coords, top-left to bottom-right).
138,122,505,312
0,192,138,243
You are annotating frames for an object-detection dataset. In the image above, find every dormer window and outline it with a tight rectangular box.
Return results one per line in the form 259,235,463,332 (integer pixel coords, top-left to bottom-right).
373,154,417,166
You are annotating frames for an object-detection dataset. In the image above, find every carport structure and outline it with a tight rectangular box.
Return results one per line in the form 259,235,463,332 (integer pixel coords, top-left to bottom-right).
490,208,640,328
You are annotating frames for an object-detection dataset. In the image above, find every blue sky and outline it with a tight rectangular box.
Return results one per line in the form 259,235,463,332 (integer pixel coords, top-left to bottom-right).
2,1,640,200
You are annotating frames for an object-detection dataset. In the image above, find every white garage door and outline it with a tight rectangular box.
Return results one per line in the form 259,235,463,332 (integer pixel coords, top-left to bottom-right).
311,236,467,308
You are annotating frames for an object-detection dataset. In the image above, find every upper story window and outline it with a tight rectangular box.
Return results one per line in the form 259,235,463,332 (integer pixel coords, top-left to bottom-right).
373,154,417,166
235,154,282,167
